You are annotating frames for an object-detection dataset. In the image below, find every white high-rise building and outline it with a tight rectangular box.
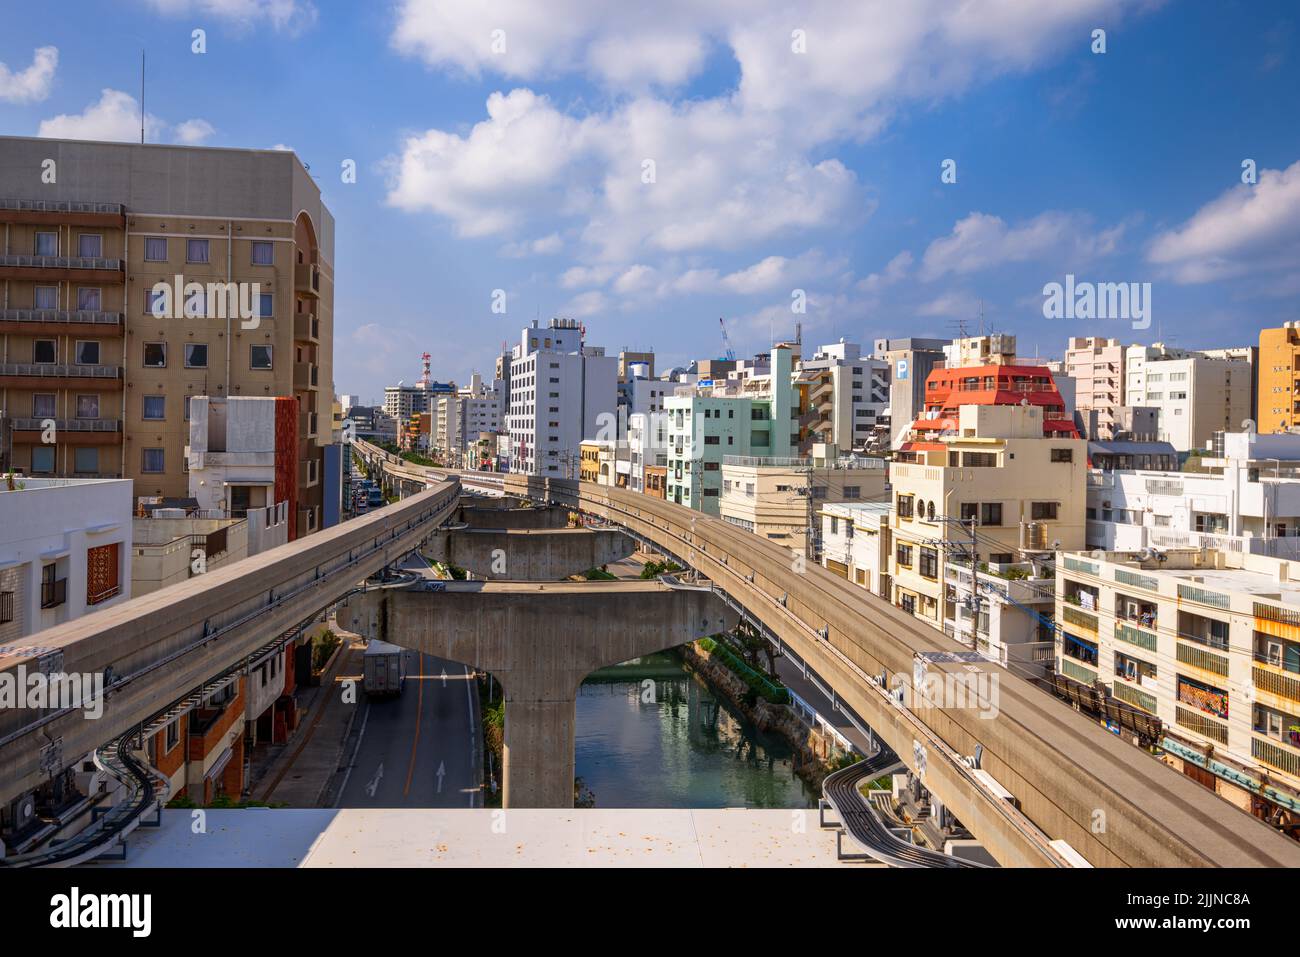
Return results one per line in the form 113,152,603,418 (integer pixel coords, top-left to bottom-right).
797,340,889,453
1123,344,1251,452
506,318,618,476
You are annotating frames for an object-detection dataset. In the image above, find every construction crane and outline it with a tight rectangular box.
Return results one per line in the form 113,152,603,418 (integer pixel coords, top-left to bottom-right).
718,317,736,361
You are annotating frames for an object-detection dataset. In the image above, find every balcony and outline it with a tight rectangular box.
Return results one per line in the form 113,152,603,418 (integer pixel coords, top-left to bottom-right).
0,309,123,336
0,254,124,283
1253,662,1300,707
293,311,320,343
11,418,122,445
0,198,125,228
0,363,123,389
294,262,320,298
293,361,318,390
1252,733,1300,780
298,458,319,488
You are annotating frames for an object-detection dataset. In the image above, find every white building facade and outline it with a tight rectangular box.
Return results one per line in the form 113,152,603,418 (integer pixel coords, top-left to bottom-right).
506,318,618,477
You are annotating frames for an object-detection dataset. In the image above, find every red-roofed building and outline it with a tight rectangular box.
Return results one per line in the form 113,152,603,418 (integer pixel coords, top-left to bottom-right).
902,358,1079,458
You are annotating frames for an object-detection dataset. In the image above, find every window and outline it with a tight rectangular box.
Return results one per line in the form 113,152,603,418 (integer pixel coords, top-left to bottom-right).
74,448,98,474
76,287,101,311
250,344,273,370
1050,448,1073,463
896,544,913,567
897,494,914,519
143,342,167,367
186,238,210,263
144,237,167,261
78,234,102,258
251,241,274,265
86,542,120,605
844,485,861,499
76,395,99,418
165,720,179,751
704,435,720,445
34,339,56,363
960,502,978,524
31,447,55,473
143,395,165,420
35,231,57,256
32,394,55,417
145,288,166,316
184,343,208,368
142,448,165,473
980,503,1003,526
919,547,938,579
34,285,57,309
1031,501,1059,520
75,341,100,364
258,292,273,319
964,451,997,467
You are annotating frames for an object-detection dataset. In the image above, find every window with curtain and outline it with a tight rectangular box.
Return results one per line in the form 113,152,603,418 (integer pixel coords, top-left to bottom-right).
76,287,101,311
34,232,57,256
76,395,99,418
144,237,168,261
251,241,274,265
78,234,103,258
34,285,57,309
186,238,210,263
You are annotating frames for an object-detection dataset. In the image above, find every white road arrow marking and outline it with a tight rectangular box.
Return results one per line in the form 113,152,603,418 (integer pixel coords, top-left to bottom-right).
436,761,446,794
365,763,384,798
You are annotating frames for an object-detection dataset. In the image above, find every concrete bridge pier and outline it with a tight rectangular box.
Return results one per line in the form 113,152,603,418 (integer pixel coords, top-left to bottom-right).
338,579,738,807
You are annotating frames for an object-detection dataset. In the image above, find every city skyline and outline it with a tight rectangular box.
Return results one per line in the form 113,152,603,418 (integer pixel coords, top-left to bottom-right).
1,1,1297,398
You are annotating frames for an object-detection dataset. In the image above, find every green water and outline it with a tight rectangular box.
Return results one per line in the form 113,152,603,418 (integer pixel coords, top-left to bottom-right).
575,651,816,808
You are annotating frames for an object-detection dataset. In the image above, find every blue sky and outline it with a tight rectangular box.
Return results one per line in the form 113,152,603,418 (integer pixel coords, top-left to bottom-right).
2,0,1298,402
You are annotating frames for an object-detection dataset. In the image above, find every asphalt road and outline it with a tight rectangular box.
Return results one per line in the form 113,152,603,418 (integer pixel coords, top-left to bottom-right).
338,650,483,807
337,553,483,808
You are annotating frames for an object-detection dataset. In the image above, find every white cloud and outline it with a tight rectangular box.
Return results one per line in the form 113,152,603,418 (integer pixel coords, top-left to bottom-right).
501,233,563,258
174,118,216,145
916,292,975,318
919,211,1123,280
612,264,657,294
1148,159,1300,283
0,46,57,104
857,250,913,293
560,264,617,289
141,0,317,32
385,2,1150,307
561,290,607,318
37,89,215,146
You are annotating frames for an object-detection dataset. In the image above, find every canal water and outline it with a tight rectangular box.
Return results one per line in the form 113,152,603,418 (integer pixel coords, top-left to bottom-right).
575,651,816,808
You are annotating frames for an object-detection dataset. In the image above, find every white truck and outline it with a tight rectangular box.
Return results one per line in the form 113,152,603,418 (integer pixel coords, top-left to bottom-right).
362,640,406,697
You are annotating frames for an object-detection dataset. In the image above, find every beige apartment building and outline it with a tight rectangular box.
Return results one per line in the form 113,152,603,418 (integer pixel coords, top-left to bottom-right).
1064,336,1125,439
1055,548,1300,831
889,404,1087,629
0,136,334,535
719,450,887,549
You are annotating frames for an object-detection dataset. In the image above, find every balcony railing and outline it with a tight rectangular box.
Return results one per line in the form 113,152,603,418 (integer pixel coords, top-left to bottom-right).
87,583,120,606
294,262,320,298
11,418,120,432
0,198,123,215
0,254,122,271
0,308,123,326
293,312,320,341
0,363,122,379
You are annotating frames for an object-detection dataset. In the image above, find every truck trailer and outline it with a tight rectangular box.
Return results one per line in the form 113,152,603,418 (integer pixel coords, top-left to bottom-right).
362,640,406,697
